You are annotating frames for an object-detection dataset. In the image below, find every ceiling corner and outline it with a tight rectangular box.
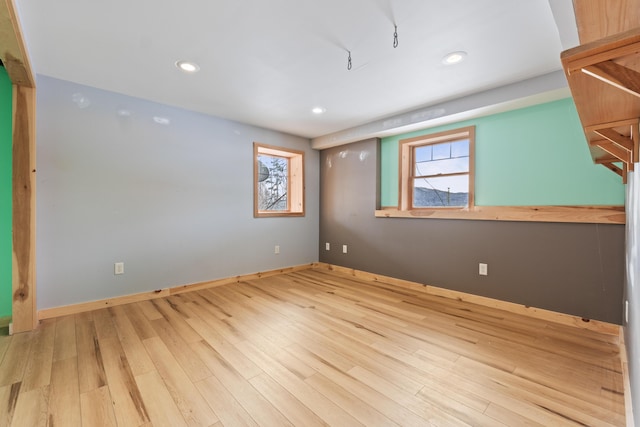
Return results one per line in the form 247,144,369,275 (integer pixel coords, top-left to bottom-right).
548,0,580,50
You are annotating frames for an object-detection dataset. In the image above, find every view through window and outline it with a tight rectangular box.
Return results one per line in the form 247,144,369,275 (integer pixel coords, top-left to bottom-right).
254,143,305,217
399,126,475,210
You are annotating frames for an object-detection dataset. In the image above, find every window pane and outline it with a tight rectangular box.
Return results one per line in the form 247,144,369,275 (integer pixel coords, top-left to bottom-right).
414,145,432,163
451,139,469,157
415,157,469,176
258,154,288,211
413,175,468,207
432,143,451,160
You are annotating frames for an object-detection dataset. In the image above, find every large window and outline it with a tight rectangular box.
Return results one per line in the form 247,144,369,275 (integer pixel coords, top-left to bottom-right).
399,126,474,210
254,142,305,217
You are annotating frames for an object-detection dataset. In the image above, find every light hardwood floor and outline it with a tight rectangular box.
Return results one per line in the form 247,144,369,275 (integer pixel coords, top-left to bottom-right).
0,268,625,426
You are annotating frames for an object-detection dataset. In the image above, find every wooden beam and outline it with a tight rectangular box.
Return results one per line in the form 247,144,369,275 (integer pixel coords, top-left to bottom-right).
592,127,634,152
633,120,640,163
582,61,640,99
586,118,640,133
563,28,640,74
600,161,624,178
0,0,35,88
590,139,632,165
624,162,629,184
573,0,640,45
594,156,621,164
12,84,36,333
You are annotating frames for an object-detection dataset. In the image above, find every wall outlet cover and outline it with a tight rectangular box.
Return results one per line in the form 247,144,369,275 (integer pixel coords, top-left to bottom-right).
479,263,488,276
114,262,124,275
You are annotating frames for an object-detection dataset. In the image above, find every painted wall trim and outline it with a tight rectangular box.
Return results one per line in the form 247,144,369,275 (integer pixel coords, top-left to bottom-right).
315,262,621,336
311,71,570,150
376,205,625,224
38,263,316,320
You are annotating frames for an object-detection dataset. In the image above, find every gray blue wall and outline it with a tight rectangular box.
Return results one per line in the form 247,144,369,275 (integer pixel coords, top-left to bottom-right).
36,76,319,310
320,138,625,324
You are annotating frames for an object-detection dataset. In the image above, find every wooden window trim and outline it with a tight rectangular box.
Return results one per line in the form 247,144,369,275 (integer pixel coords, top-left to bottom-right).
254,142,305,218
374,205,625,224
399,126,475,211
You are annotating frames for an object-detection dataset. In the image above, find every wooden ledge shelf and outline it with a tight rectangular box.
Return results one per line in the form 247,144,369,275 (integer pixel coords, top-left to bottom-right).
562,27,640,182
375,205,625,224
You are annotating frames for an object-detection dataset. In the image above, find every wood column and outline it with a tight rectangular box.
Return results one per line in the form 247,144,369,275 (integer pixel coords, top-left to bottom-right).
11,84,36,333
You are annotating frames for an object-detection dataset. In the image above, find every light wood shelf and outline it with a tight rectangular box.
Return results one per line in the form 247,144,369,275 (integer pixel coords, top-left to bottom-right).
375,205,625,224
561,27,640,182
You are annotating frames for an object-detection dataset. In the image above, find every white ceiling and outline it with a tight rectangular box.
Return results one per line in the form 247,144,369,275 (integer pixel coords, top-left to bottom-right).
15,0,576,141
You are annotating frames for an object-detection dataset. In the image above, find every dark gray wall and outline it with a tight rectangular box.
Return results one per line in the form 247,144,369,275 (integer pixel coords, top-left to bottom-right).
320,138,625,324
36,76,319,310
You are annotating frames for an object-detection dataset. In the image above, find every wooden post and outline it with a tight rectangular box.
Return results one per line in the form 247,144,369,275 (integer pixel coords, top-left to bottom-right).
1,0,38,332
11,84,36,332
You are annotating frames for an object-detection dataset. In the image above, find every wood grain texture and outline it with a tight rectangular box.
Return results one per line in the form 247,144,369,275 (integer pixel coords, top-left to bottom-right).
11,85,36,333
48,357,81,426
317,263,621,335
376,205,626,224
0,268,627,425
38,263,316,320
574,0,640,45
583,61,640,99
80,386,117,427
0,0,35,87
562,4,640,178
135,371,188,427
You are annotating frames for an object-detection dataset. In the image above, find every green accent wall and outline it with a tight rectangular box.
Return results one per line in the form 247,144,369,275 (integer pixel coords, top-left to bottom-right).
0,68,11,318
381,98,625,207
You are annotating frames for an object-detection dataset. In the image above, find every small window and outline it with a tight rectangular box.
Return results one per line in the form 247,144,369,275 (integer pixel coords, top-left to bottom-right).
399,126,475,210
254,143,305,217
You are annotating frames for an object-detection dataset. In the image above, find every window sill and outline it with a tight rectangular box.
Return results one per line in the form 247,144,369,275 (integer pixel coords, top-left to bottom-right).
255,212,305,218
375,205,625,224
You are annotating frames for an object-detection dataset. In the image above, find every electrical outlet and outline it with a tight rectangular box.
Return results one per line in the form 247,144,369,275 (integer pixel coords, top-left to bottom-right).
479,263,488,276
343,245,348,254
114,262,124,275
325,242,330,251
274,245,280,254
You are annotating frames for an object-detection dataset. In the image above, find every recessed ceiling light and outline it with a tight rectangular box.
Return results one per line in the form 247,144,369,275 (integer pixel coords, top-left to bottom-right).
175,60,200,73
442,51,467,65
312,107,326,114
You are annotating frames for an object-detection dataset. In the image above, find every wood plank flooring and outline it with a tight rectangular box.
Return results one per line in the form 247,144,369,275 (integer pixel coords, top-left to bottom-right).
0,268,626,426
